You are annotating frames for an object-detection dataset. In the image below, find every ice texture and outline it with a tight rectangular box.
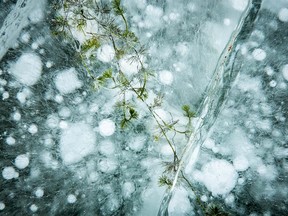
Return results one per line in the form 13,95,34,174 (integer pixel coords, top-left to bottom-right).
1,0,288,215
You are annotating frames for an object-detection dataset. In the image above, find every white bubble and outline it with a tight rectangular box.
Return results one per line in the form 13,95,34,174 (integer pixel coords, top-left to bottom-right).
119,55,143,76
98,159,118,173
0,202,5,210
269,80,277,87
28,124,38,134
9,53,42,86
282,64,288,81
67,194,77,203
200,195,208,202
278,8,288,22
60,123,96,165
46,61,53,68
15,154,29,169
252,48,266,61
6,136,16,145
55,68,82,94
35,188,44,198
198,159,238,195
99,119,116,137
223,18,231,26
233,155,249,171
2,91,9,100
2,166,17,180
159,70,173,85
30,204,38,212
59,121,68,129
97,44,115,63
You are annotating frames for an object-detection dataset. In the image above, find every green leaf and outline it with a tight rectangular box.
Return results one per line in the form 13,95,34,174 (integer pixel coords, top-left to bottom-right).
112,0,124,16
158,175,173,188
81,37,101,52
182,105,196,118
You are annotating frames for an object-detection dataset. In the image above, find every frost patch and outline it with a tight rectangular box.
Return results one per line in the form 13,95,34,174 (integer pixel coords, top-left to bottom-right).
59,123,96,165
55,68,83,94
9,53,42,86
195,159,238,196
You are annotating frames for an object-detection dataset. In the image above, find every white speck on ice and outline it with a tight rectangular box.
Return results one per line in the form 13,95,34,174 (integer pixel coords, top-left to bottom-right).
0,202,5,210
59,121,68,129
230,0,248,11
12,111,21,121
9,53,42,86
46,114,59,128
278,8,288,22
223,18,231,26
119,55,142,76
98,159,118,173
55,68,82,94
122,182,135,198
58,107,71,118
281,64,288,81
35,188,44,198
15,154,29,169
46,61,53,68
233,155,249,171
28,124,38,134
99,119,115,137
21,32,30,43
159,70,173,85
6,136,16,145
97,44,115,63
201,195,208,202
2,91,9,100
252,48,266,61
16,88,32,104
128,135,146,152
2,166,18,180
60,123,96,165
31,42,39,50
269,80,277,87
67,194,77,203
99,140,115,156
197,159,238,196
30,204,38,212
55,95,63,103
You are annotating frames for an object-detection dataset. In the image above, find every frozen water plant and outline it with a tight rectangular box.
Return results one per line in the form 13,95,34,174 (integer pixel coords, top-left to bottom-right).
50,0,231,214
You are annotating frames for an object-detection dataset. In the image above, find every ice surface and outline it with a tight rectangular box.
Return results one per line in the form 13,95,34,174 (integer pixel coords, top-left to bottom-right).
1,0,288,215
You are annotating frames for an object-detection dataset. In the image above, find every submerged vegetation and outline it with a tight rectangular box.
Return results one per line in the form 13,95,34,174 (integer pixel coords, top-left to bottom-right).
50,0,230,214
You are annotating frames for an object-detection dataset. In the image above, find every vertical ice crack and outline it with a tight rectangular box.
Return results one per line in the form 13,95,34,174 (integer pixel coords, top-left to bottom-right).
157,0,262,215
